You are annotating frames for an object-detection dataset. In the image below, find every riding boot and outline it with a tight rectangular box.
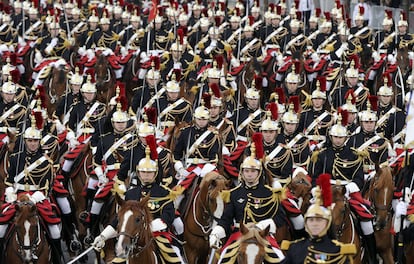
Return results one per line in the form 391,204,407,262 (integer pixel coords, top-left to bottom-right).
363,234,377,264
84,213,99,245
0,238,4,263
50,239,64,264
61,214,82,252
80,189,97,224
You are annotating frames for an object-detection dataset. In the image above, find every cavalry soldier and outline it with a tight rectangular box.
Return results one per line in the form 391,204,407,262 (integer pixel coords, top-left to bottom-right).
396,11,413,51
280,100,311,169
281,64,302,104
0,76,26,131
86,13,118,50
262,7,288,49
131,58,163,116
23,5,45,42
375,76,405,141
298,77,333,151
340,91,360,136
349,96,389,181
309,116,378,264
188,0,203,28
60,75,106,196
209,142,286,263
373,10,395,55
234,17,262,62
281,174,356,264
85,101,136,244
282,17,310,56
198,23,230,66
0,13,18,45
223,11,241,49
0,118,63,263
188,17,209,50
313,16,333,52
173,104,220,194
140,14,173,54
36,21,71,61
11,0,24,32
349,6,373,57
55,67,83,124
330,59,369,111
152,75,192,132
93,147,185,264
119,12,144,50
76,10,99,48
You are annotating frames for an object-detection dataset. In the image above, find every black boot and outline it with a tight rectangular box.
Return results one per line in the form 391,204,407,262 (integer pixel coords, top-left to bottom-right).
84,213,99,245
50,239,64,264
363,234,377,264
61,214,82,252
0,238,4,263
80,189,97,224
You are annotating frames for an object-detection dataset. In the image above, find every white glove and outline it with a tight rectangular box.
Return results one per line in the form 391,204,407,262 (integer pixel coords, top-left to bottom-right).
272,180,282,189
5,187,17,203
262,76,268,87
205,46,213,54
151,218,168,232
178,168,190,179
78,47,86,56
222,145,230,156
173,62,182,69
30,191,46,204
200,163,216,178
109,96,118,106
311,52,320,63
102,48,113,56
387,54,396,64
69,138,80,149
345,182,360,197
35,50,43,64
98,176,108,187
93,225,117,250
86,49,95,61
45,47,53,55
174,161,190,179
54,119,66,134
256,219,276,233
209,225,225,248
396,201,408,217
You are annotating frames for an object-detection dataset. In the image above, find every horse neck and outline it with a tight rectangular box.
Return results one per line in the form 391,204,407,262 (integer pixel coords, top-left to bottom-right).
194,187,210,224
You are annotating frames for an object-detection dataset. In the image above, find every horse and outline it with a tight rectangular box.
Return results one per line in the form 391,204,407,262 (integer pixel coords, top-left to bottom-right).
41,63,70,118
121,54,141,103
183,171,229,264
94,53,116,103
115,194,157,263
0,130,17,203
235,58,263,106
331,184,362,264
164,120,190,152
288,170,312,215
5,195,50,264
365,166,394,264
237,222,270,264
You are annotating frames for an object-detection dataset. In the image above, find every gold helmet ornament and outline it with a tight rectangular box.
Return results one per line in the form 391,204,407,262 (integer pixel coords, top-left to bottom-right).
270,87,286,116
329,112,348,137
311,76,327,100
241,133,264,172
244,15,255,32
1,75,17,94
341,90,358,113
194,99,210,120
70,66,83,85
377,74,393,97
286,61,300,83
147,56,161,80
24,113,42,140
282,96,299,124
305,173,332,238
355,5,365,21
165,70,181,93
383,10,393,26
137,135,158,173
345,59,359,78
111,83,130,123
261,103,279,131
398,11,408,27
80,73,97,93
359,95,378,122
138,113,156,137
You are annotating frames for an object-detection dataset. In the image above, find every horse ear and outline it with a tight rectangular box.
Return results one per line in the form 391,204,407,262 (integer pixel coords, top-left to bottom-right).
341,186,346,195
115,193,125,207
240,222,249,235
259,225,270,238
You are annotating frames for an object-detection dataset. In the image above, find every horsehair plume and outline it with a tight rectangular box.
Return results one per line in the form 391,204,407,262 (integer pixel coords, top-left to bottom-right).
268,3,275,12
400,11,407,21
102,8,109,18
276,5,281,15
108,0,113,5
48,7,54,16
335,0,341,9
252,132,264,160
135,6,141,16
289,95,300,113
179,25,188,35
75,62,84,74
214,16,220,27
248,15,255,26
344,89,356,104
177,28,184,45
293,60,301,74
157,6,164,16
316,173,332,207
3,5,11,14
182,3,188,14
76,0,82,8
201,8,208,17
172,68,181,82
316,76,326,92
359,5,364,16
210,83,221,98
219,2,225,11
116,81,128,111
368,95,378,111
0,3,4,11
275,87,285,104
338,107,348,126
254,0,260,7
33,110,44,129
324,11,330,21
32,0,39,8
254,75,263,90
36,84,47,108
348,54,360,69
215,55,224,70
295,11,302,20
151,55,160,70
172,1,179,10
10,69,21,83
382,72,392,86
385,9,392,19
266,102,278,121
145,135,158,160
168,0,174,7
315,8,321,18
145,107,157,125
202,93,211,109
85,68,96,83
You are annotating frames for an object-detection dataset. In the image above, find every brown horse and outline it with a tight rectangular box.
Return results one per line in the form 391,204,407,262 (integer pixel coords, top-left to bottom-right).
0,131,17,203
115,195,157,263
122,54,140,103
331,185,362,264
94,54,116,103
288,170,312,214
183,171,229,264
42,63,70,118
5,195,50,264
365,166,394,264
237,222,270,264
235,58,263,106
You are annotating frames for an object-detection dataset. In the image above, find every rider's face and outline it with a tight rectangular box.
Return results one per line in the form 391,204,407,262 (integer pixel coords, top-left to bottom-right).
25,139,40,152
306,217,328,237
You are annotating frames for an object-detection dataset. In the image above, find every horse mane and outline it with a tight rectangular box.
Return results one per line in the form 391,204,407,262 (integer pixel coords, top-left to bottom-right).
240,226,268,248
373,167,393,190
199,171,227,198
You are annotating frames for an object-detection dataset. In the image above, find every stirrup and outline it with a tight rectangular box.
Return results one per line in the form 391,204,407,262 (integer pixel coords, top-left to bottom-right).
69,239,82,252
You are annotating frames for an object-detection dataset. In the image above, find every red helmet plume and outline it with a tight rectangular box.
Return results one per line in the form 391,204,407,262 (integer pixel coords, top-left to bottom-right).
359,6,365,16
382,72,392,86
338,107,348,126
324,12,331,21
288,95,300,113
368,95,378,111
210,83,221,98
145,135,158,160
316,173,332,207
33,110,44,130
202,93,211,109
254,75,263,90
151,55,160,70
315,8,321,18
145,107,157,125
275,87,286,104
316,76,326,92
252,132,264,160
344,89,356,104
214,55,224,70
85,68,96,83
177,28,184,45
172,69,181,82
266,102,278,121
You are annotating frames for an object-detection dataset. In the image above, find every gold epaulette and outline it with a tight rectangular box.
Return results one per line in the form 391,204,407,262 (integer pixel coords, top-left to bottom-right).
168,32,174,40
351,147,369,158
198,41,205,50
224,42,231,52
280,240,290,250
334,241,357,255
311,149,320,163
179,124,191,131
220,189,231,203
193,54,201,64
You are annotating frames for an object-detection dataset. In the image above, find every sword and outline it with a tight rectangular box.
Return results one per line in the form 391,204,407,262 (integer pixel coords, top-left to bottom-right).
207,246,218,264
67,246,95,264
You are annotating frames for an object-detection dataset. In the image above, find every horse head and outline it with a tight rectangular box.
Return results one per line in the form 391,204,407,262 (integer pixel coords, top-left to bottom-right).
369,166,393,231
331,185,351,240
237,222,268,264
14,195,42,263
95,54,116,103
116,195,153,259
288,168,312,214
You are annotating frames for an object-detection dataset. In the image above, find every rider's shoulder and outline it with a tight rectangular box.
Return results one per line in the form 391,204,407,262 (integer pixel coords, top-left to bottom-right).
332,240,357,255
280,237,306,250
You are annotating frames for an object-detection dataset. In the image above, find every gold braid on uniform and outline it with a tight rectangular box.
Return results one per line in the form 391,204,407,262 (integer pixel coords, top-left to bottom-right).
5,105,26,125
154,235,182,263
219,239,241,263
97,32,119,47
332,152,363,181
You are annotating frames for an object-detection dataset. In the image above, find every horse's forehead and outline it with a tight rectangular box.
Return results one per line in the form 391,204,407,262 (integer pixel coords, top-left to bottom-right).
120,209,134,232
245,244,260,263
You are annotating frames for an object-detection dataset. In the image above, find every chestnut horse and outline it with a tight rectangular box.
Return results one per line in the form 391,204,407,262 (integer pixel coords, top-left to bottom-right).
331,185,362,264
288,170,312,214
115,195,157,263
94,54,116,103
0,131,17,203
42,63,70,118
237,222,272,264
183,171,229,264
366,166,394,264
5,195,50,264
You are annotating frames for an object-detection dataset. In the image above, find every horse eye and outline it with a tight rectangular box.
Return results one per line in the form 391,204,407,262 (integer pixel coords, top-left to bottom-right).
135,217,141,224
